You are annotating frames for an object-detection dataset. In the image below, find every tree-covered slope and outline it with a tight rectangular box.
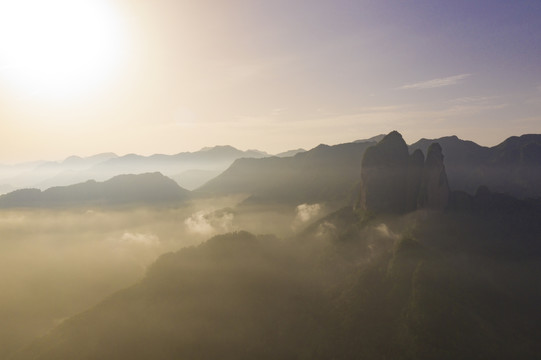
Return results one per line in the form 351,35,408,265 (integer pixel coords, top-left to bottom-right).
11,193,541,359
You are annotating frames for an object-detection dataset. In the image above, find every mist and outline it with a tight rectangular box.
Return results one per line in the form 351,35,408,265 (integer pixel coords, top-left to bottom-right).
2,131,541,359
0,194,331,357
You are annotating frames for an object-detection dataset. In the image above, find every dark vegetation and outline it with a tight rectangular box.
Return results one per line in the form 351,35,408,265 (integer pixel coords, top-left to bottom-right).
10,193,541,359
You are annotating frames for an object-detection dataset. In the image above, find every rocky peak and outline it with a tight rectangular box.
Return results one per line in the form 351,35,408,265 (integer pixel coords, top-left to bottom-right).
357,131,409,213
357,131,450,213
406,149,425,212
418,143,450,210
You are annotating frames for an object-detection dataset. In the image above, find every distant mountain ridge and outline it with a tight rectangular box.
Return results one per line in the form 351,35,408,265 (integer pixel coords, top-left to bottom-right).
197,133,541,207
196,141,378,207
0,173,189,208
0,146,271,193
410,134,541,198
2,134,541,202
274,148,306,157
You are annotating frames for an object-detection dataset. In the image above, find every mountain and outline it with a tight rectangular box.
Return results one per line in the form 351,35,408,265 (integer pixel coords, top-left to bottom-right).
170,169,222,191
0,147,269,192
410,134,541,198
93,146,270,178
274,148,306,157
196,141,378,207
196,133,541,211
357,131,411,213
0,173,189,208
61,153,119,168
354,134,386,143
3,133,541,204
8,131,541,359
11,193,541,359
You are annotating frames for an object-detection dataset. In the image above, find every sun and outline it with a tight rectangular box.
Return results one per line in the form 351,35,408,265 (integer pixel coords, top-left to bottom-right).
0,0,124,98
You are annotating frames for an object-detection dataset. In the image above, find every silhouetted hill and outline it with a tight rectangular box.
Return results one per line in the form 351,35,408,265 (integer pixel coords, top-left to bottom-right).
197,133,541,209
410,134,541,198
0,147,269,192
66,146,269,189
0,173,189,208
93,146,269,177
170,169,222,190
11,195,541,359
274,148,306,157
196,141,377,207
354,134,386,143
61,153,118,167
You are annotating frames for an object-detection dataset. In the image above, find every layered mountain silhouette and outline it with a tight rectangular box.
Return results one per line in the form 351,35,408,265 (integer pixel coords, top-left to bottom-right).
3,133,540,201
274,148,306,157
0,146,270,193
198,133,541,207
7,131,541,359
409,134,541,198
196,141,378,207
2,132,540,210
0,173,189,208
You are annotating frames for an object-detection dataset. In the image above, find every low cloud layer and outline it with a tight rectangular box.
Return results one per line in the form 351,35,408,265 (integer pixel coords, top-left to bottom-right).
295,203,322,223
184,208,235,236
120,232,160,247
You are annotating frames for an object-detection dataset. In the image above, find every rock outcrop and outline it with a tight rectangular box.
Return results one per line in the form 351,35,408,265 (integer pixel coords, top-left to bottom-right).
358,131,409,213
418,143,450,210
406,149,425,212
358,131,449,213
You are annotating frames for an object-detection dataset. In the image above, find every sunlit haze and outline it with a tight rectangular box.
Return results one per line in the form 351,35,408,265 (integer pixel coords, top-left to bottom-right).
0,0,540,163
0,0,124,99
1,2,541,358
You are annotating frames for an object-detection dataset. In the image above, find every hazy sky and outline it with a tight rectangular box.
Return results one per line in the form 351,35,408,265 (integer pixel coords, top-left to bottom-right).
0,0,540,163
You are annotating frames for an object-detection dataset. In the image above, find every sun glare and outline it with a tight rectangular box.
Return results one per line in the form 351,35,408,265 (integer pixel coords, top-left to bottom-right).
0,0,124,98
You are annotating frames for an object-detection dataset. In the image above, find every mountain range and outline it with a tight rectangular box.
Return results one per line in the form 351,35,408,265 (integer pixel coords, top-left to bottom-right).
1,133,540,209
197,141,377,208
197,133,541,206
0,146,273,193
10,185,541,360
0,173,189,208
5,131,541,359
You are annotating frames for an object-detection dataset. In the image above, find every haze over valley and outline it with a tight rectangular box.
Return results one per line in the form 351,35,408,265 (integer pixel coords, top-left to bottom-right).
1,0,540,359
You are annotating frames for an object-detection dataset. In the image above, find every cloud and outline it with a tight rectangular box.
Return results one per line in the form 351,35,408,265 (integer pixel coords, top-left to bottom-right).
291,203,323,232
120,232,160,246
398,74,471,90
315,221,337,238
295,203,322,223
447,96,498,105
184,208,235,236
375,223,399,240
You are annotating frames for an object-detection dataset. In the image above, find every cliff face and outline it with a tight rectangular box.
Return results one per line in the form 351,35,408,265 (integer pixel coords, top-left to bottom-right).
358,131,449,213
418,143,450,210
406,149,425,212
358,131,409,213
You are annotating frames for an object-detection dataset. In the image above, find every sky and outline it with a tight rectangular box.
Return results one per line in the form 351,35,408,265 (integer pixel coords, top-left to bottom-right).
0,0,540,163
